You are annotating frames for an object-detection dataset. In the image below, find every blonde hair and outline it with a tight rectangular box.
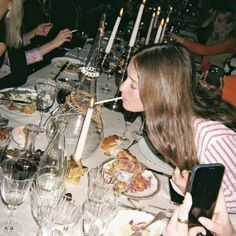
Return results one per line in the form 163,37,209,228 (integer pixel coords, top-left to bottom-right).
5,0,23,48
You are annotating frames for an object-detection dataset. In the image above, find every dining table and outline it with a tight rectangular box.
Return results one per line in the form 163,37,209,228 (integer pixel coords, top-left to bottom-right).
0,44,235,236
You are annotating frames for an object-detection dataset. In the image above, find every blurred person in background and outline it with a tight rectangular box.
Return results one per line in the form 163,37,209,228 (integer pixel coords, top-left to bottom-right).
0,0,72,89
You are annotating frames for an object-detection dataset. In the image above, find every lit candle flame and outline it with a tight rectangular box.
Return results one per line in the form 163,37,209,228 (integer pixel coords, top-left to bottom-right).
142,0,146,4
166,17,169,24
152,12,155,18
161,18,164,26
119,8,124,17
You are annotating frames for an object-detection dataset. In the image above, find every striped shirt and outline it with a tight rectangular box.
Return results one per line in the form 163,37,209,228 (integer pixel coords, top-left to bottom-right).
194,118,236,213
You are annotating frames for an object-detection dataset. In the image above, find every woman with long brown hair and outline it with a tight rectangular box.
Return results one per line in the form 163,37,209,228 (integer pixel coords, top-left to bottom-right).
120,43,236,213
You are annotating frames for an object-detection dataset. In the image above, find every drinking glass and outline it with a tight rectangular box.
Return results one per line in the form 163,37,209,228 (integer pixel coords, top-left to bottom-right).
39,197,81,236
0,159,35,236
30,180,66,226
35,79,57,130
101,54,119,93
82,198,118,236
87,167,114,203
120,110,139,147
131,118,146,141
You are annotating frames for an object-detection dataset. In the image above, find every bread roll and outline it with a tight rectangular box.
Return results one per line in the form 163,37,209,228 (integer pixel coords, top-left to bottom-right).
100,135,121,156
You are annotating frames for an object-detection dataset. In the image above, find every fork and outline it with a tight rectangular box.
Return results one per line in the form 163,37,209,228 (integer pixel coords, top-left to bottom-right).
130,211,167,236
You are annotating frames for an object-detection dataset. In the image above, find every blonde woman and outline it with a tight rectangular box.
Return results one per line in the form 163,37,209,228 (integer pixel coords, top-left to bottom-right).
0,0,72,89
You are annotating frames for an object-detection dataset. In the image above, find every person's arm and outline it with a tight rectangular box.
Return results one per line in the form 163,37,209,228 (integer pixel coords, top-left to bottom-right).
170,33,236,56
25,29,72,65
23,23,53,45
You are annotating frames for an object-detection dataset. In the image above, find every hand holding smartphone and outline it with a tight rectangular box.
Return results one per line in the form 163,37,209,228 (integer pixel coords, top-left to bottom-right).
187,163,225,226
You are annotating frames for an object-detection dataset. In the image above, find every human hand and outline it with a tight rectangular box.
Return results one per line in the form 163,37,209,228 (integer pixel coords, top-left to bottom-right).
198,189,236,236
51,29,72,48
168,33,185,44
35,23,53,36
172,167,189,193
163,193,206,236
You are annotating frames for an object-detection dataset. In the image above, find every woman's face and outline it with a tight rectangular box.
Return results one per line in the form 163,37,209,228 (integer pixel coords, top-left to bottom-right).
0,0,10,20
119,60,144,112
213,13,228,33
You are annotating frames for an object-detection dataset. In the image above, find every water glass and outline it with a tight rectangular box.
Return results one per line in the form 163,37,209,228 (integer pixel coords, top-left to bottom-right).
82,198,118,236
87,167,114,203
39,197,81,236
30,179,66,225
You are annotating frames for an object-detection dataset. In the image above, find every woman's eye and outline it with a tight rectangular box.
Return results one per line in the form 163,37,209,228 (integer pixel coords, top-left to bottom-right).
131,84,137,89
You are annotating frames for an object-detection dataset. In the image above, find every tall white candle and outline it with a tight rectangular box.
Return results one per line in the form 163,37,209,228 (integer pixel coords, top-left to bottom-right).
160,17,169,43
128,0,146,47
153,6,161,28
166,6,173,19
105,8,123,54
145,12,155,45
74,100,94,161
154,18,164,44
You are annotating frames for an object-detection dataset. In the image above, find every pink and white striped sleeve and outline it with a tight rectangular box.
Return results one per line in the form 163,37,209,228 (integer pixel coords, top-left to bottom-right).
194,119,236,213
25,48,43,65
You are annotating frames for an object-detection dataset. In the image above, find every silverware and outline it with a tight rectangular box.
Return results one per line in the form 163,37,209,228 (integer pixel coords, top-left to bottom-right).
125,139,138,151
0,98,32,104
52,61,69,81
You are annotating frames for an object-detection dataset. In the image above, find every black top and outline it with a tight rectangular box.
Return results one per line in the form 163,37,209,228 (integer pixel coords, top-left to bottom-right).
0,20,28,89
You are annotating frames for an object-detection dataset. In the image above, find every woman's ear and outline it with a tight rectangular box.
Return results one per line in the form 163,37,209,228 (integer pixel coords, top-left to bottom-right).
7,0,13,11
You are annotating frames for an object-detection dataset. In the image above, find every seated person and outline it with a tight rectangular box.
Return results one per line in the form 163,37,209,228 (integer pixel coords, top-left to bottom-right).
0,0,72,89
170,10,236,72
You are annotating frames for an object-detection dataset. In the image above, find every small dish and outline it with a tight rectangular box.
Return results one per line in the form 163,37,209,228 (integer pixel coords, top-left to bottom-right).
11,126,26,147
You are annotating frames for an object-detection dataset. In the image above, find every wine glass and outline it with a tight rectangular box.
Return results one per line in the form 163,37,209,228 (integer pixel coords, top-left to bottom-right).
35,80,57,130
0,159,36,236
131,117,146,141
120,110,139,147
101,54,119,93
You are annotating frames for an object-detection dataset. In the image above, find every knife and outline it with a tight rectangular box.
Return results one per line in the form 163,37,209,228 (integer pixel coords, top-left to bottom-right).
52,61,69,81
0,98,32,104
146,168,172,178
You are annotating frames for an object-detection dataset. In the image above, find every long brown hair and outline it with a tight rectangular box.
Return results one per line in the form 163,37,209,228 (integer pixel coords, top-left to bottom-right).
132,43,236,170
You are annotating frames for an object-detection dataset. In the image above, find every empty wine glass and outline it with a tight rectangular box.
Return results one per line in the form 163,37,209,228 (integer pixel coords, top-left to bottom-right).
101,53,119,93
131,117,146,141
120,110,139,147
35,79,57,130
0,159,36,236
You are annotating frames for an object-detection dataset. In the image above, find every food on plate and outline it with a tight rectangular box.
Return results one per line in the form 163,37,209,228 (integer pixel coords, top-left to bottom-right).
106,150,152,193
53,58,80,73
100,135,121,156
0,88,37,114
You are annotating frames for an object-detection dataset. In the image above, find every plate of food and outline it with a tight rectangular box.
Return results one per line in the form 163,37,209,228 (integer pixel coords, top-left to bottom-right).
0,88,38,116
102,150,160,199
51,57,83,75
138,138,174,176
105,210,166,236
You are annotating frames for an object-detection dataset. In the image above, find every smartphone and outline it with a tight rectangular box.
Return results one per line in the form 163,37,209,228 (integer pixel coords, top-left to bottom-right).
188,163,225,226
205,65,225,88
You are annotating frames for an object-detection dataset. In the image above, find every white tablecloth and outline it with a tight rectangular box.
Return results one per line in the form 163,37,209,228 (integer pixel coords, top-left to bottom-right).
0,47,235,235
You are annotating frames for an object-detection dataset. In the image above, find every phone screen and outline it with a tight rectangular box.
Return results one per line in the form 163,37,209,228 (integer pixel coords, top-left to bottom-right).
188,164,225,225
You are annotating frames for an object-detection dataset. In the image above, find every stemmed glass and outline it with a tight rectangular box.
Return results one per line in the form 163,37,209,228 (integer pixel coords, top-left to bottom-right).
0,159,36,236
101,54,119,93
35,79,57,130
120,110,139,147
131,116,146,141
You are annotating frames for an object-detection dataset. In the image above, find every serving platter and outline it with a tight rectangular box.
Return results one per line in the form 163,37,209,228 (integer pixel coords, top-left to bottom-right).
51,57,83,75
0,88,38,116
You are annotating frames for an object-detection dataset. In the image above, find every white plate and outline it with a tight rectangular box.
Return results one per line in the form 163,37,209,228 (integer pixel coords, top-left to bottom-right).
51,57,83,75
138,138,174,176
0,88,38,116
105,210,166,236
103,160,160,199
